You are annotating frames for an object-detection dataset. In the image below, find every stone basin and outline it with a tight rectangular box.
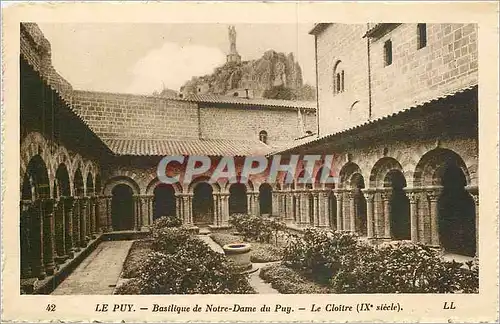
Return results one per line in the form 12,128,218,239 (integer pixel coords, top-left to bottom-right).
222,243,252,272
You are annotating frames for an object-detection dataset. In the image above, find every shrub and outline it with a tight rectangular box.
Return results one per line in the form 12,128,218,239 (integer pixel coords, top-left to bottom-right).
259,263,333,294
282,228,358,283
229,214,287,243
150,215,182,234
332,241,479,294
209,233,244,247
116,227,255,294
151,227,199,254
115,278,142,295
121,239,153,278
250,243,283,263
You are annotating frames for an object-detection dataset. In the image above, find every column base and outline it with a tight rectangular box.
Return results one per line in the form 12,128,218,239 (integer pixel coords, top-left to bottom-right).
140,226,151,232
54,255,69,264
45,264,55,276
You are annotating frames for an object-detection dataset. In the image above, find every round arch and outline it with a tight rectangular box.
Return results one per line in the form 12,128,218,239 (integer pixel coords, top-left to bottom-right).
188,176,221,194
86,172,95,196
103,176,141,196
369,157,404,188
338,162,362,189
21,155,51,200
20,132,52,195
55,163,71,197
146,177,183,195
223,177,254,193
413,148,470,187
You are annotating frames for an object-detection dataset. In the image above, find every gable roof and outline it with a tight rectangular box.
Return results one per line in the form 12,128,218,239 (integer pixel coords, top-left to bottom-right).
105,138,274,157
182,94,316,110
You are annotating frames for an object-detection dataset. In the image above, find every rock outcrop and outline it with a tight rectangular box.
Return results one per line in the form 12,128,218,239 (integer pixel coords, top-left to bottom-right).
180,50,305,99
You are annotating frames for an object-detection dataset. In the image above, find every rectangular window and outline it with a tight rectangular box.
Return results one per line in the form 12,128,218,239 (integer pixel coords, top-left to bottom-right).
384,40,392,66
417,23,427,49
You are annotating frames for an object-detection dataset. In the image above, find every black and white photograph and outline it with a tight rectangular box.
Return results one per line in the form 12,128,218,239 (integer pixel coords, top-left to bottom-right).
2,2,499,323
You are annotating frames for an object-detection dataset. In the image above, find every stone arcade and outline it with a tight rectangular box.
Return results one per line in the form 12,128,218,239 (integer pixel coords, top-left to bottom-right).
19,22,478,293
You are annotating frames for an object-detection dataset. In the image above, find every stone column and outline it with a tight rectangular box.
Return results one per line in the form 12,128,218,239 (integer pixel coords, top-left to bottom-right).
342,192,350,231
213,193,221,226
148,196,154,226
362,189,375,239
20,200,33,278
73,198,81,252
349,191,356,232
246,193,252,215
317,191,329,227
285,191,294,224
180,194,189,225
140,195,151,229
404,189,419,243
467,187,479,257
54,197,67,264
79,197,88,247
427,187,442,247
333,190,343,231
222,193,230,226
313,191,319,226
381,190,392,239
301,191,309,226
31,199,45,279
271,190,279,216
105,195,113,232
89,197,97,238
253,191,260,216
93,197,100,235
63,197,75,258
41,199,56,276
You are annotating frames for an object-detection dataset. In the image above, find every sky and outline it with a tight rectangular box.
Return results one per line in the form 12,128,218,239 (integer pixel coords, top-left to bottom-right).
38,23,316,95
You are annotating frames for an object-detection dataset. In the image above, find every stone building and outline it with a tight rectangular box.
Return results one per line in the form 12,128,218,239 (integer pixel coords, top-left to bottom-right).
19,22,478,293
19,23,316,292
272,23,478,257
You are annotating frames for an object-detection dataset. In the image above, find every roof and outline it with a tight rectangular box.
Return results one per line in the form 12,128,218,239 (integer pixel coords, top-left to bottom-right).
271,84,478,155
182,94,316,110
309,23,332,35
363,23,401,38
105,138,274,157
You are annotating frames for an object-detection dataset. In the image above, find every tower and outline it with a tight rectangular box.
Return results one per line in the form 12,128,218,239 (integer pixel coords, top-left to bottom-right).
227,26,241,64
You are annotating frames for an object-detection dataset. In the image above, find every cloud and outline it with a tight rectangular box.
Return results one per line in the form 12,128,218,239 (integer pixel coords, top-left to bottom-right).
126,42,226,94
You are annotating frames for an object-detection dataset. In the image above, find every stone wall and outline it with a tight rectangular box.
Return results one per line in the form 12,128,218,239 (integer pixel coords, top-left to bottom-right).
199,105,316,146
71,91,200,140
369,23,478,118
316,24,369,136
315,23,478,136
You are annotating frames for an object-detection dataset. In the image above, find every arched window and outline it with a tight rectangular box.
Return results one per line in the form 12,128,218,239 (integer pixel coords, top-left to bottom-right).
333,60,345,95
259,130,268,144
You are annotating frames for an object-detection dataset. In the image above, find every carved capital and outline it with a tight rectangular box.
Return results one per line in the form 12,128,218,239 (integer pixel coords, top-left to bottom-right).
39,198,55,214
380,189,392,201
361,189,374,202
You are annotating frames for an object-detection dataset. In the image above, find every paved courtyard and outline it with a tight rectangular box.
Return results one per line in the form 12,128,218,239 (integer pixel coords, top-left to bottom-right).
52,241,133,295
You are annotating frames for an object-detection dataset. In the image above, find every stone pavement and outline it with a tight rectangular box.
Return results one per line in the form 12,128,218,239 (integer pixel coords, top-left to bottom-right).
52,240,133,295
247,262,280,294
